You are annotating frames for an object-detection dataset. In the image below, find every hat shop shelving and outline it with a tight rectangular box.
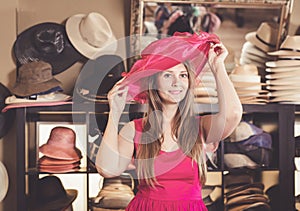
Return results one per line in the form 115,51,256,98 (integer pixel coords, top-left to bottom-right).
14,102,296,211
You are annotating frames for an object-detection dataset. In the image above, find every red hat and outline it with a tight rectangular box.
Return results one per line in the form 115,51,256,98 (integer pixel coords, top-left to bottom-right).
120,31,220,103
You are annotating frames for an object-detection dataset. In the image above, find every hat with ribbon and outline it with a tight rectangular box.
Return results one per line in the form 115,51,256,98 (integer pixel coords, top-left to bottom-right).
119,31,220,103
30,176,78,211
245,22,279,53
66,12,117,59
10,61,62,97
39,126,82,160
268,35,300,56
13,22,82,75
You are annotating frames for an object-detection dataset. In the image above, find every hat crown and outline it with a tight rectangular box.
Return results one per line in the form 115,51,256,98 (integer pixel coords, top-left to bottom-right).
17,61,53,84
280,35,300,49
256,22,278,45
79,12,113,48
47,127,76,148
34,27,64,54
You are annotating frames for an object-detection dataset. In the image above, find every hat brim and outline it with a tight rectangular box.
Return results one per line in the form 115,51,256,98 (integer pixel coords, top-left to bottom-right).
268,50,300,56
0,161,9,202
33,189,78,211
66,14,117,59
39,144,82,160
242,41,272,58
5,92,71,104
266,60,300,67
266,84,300,91
39,156,81,165
266,78,300,86
266,66,300,73
268,89,300,97
13,22,82,75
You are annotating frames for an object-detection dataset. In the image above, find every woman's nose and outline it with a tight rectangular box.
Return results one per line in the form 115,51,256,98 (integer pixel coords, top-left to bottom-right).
171,75,180,86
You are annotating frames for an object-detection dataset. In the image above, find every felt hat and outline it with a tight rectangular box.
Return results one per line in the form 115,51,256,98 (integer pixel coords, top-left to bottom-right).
245,22,278,52
119,31,220,103
30,176,78,211
0,83,15,139
268,35,300,56
13,22,82,75
10,61,62,97
39,126,82,160
66,12,117,59
0,161,9,202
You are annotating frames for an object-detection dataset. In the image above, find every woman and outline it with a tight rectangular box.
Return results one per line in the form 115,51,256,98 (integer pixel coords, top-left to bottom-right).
96,31,242,210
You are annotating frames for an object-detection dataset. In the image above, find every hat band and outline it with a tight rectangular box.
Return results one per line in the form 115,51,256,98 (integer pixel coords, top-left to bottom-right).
256,35,276,48
278,58,300,61
280,47,300,52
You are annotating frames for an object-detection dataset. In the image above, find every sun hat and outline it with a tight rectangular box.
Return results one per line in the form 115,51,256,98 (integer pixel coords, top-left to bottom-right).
11,61,62,97
39,126,82,160
268,35,300,56
0,83,15,139
245,22,279,52
0,161,9,202
119,31,220,103
13,22,82,75
265,59,300,67
30,176,78,211
66,12,117,59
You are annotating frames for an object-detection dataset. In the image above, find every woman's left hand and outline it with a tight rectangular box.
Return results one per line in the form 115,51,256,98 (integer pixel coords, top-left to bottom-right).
207,43,228,74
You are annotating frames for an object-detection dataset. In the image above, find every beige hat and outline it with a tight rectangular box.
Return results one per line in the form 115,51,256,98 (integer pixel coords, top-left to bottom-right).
241,41,273,59
266,77,300,86
224,153,258,169
245,22,278,52
229,64,265,87
266,84,300,91
66,12,117,59
269,94,300,103
268,89,300,97
268,35,300,56
265,70,300,79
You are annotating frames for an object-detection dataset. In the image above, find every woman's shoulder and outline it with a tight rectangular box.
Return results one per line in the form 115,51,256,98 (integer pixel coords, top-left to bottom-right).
119,118,144,141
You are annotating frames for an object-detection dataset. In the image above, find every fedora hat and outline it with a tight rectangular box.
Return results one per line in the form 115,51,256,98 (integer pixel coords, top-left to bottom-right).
265,65,300,73
11,61,62,97
241,41,273,59
266,84,300,91
13,22,82,75
269,94,300,103
39,126,82,160
119,31,220,103
268,89,300,97
245,22,278,52
0,83,15,139
265,70,300,79
268,35,300,56
266,77,300,86
30,176,78,211
266,59,300,68
66,12,117,59
0,161,9,202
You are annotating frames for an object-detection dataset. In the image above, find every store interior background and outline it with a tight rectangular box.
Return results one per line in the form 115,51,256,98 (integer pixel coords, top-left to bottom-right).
0,0,300,210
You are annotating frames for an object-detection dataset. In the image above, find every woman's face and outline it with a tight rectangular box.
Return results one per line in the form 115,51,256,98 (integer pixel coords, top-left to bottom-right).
155,63,189,104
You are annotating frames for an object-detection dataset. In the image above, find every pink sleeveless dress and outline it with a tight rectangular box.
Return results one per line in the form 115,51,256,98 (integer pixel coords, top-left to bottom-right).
125,118,207,211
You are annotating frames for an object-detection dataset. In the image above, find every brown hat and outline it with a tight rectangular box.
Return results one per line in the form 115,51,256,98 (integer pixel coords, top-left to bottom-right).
39,126,82,160
11,61,62,97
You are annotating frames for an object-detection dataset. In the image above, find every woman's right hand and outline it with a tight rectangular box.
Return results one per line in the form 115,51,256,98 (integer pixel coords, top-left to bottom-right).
107,79,128,120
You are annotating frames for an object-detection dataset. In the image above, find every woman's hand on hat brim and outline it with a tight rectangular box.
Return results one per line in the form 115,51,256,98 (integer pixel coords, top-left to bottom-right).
107,81,128,120
208,43,228,74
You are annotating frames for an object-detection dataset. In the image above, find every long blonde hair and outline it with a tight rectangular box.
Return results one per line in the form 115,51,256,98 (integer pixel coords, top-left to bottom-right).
136,62,207,187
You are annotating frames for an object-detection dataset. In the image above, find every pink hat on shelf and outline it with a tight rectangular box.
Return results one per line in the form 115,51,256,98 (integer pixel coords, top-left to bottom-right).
119,31,220,103
39,126,82,160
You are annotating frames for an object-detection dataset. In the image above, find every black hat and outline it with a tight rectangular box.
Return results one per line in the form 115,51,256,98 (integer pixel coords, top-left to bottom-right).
30,176,78,211
0,83,15,138
13,22,83,75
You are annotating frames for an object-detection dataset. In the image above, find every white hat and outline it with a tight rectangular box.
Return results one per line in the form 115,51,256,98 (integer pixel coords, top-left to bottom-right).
268,35,300,56
66,12,117,59
245,22,278,53
0,161,9,202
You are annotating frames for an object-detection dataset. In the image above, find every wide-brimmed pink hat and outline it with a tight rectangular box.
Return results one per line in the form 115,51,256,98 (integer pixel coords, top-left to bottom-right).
119,31,220,103
39,126,82,160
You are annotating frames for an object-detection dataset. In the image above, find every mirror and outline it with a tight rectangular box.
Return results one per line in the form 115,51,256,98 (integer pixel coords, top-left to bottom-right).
129,0,291,70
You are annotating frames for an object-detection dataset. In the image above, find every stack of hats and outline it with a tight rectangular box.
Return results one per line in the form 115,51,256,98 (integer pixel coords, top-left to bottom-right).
240,22,279,70
5,61,71,106
29,176,78,211
225,181,271,211
265,36,300,104
194,69,218,104
38,127,82,173
224,121,273,169
201,185,223,210
229,64,269,104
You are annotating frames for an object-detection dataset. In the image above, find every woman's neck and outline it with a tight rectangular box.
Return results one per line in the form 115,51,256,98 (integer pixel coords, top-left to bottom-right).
162,103,178,122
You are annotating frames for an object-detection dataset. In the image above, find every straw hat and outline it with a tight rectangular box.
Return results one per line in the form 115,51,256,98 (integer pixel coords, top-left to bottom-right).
66,12,117,59
265,59,300,68
0,161,9,202
229,64,265,87
245,22,278,52
268,35,300,56
241,41,273,59
265,70,300,79
266,66,300,73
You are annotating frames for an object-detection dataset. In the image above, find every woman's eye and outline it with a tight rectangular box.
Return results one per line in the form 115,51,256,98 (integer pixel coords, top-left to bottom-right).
180,73,188,78
163,73,172,78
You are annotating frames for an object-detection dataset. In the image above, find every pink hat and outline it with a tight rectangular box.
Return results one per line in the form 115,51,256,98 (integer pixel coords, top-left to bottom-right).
120,31,220,103
39,127,82,160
